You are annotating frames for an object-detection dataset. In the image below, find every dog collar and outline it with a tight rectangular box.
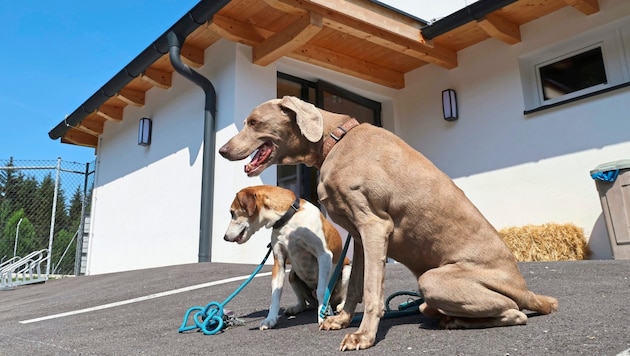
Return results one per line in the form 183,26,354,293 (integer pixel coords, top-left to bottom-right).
322,118,360,163
272,196,301,229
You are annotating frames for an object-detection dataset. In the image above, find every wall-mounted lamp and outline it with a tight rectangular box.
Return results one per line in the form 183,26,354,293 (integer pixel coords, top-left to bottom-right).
138,117,152,146
442,89,458,121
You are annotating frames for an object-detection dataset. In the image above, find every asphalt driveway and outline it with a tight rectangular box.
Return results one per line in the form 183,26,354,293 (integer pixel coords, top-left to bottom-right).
1,260,629,355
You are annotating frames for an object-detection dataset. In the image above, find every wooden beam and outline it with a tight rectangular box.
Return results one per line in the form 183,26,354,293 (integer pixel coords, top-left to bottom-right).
323,17,457,69
141,67,172,89
564,0,599,15
275,0,427,44
96,104,123,122
61,128,98,148
262,0,306,14
209,14,267,45
477,13,521,45
266,0,456,68
253,13,322,66
75,114,105,136
179,43,204,68
289,43,405,89
117,88,145,107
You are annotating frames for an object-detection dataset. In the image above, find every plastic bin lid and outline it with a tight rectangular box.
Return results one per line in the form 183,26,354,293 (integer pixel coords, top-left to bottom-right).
590,159,630,174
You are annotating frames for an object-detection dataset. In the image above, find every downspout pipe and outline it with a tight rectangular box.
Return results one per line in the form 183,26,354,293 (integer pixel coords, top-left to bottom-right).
167,31,216,263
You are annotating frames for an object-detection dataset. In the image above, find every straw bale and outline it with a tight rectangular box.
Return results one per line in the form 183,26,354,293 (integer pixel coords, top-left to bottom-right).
498,223,591,261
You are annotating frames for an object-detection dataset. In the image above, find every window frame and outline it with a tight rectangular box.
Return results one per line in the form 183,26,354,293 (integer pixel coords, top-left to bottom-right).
519,19,630,114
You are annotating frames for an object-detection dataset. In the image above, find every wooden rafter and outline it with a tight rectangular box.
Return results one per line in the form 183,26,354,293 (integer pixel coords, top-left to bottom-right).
262,0,306,14
253,12,323,66
289,43,405,89
75,114,105,136
266,0,457,69
477,13,521,45
141,67,172,89
564,0,599,15
117,88,145,107
179,43,205,68
208,14,267,45
61,127,98,148
96,104,123,122
322,16,456,69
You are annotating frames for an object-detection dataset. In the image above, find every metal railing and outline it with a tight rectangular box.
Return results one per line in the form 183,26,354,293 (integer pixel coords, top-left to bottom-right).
0,249,49,290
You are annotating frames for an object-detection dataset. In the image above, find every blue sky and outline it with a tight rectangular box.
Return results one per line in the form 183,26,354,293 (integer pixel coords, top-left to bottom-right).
0,0,198,164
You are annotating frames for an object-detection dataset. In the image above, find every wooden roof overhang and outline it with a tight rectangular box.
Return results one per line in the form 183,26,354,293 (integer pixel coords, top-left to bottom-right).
49,0,600,148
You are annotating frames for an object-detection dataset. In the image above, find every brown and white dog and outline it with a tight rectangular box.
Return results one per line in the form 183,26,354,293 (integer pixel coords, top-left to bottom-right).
219,96,558,351
223,185,350,330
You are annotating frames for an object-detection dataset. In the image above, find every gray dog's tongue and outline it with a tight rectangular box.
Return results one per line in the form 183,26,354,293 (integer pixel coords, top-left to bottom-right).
245,142,272,174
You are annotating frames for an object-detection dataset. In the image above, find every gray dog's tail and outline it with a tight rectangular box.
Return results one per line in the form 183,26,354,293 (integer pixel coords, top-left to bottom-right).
522,291,559,314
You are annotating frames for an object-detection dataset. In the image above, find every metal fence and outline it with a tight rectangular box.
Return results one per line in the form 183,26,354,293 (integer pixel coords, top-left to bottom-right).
0,158,95,277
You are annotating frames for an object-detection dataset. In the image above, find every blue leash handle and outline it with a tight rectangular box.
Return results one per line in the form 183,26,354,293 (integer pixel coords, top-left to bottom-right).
179,244,273,335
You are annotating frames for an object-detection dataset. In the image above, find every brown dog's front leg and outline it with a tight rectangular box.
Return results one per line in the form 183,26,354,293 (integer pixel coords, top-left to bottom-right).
320,238,364,331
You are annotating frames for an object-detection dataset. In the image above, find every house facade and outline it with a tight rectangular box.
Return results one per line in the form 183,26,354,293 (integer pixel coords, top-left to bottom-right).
49,0,630,275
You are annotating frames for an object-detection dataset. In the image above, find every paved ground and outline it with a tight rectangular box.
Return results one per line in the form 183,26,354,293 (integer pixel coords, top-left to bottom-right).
1,260,629,355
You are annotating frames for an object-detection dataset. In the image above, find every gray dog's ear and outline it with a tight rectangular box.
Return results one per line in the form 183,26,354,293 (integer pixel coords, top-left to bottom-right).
280,96,323,143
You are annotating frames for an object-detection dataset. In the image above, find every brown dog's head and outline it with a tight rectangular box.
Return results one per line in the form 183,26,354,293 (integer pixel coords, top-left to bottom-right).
223,187,261,244
218,96,323,176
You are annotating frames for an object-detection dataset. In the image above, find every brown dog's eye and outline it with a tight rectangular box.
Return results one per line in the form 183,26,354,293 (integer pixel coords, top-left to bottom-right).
247,118,257,127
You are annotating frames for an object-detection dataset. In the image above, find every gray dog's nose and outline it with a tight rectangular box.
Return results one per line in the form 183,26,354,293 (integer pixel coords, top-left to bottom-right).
218,144,229,157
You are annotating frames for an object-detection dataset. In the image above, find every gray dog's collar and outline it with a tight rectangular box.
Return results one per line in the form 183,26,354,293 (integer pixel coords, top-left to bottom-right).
322,118,360,162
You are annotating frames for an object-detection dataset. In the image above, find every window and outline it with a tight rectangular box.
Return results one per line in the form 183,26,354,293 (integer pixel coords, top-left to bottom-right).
537,46,607,101
519,19,630,113
276,73,381,206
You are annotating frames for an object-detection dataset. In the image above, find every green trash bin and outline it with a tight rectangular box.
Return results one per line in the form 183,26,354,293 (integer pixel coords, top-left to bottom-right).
590,159,630,260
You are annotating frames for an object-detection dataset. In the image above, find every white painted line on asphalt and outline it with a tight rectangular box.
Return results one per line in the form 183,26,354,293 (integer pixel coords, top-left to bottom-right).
19,271,273,324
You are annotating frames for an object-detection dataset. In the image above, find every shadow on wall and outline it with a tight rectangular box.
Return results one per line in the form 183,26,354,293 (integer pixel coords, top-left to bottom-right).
588,214,613,259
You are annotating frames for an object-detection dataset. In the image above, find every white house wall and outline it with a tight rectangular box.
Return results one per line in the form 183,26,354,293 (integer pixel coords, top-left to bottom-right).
88,75,205,274
396,0,630,259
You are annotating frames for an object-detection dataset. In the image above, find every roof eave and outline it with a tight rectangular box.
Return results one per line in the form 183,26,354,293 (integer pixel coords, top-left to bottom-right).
48,0,231,141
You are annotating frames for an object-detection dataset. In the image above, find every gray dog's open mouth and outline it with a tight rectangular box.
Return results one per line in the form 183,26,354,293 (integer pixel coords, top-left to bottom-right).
245,141,274,176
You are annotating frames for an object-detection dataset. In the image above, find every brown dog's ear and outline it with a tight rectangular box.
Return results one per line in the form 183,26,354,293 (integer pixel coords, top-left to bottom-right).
280,96,323,143
237,190,258,217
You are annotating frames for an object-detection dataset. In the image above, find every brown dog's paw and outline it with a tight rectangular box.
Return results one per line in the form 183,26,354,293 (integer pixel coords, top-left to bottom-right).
320,313,350,331
339,332,375,351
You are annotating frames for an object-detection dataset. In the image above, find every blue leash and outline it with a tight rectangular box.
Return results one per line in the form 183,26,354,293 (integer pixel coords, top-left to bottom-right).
319,235,424,323
319,234,353,320
178,243,273,335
